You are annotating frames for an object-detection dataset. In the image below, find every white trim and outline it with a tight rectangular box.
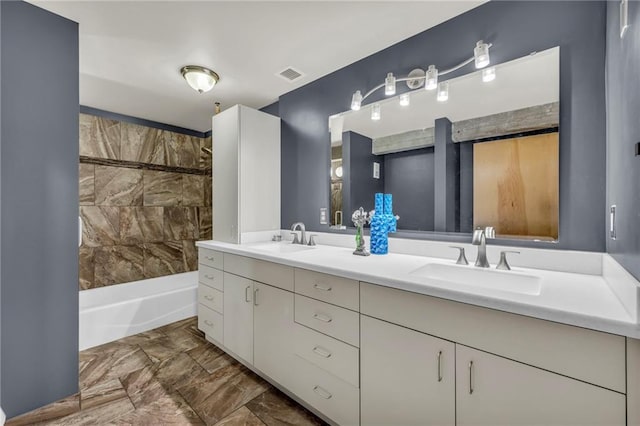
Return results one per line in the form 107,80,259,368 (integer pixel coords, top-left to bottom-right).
603,254,640,322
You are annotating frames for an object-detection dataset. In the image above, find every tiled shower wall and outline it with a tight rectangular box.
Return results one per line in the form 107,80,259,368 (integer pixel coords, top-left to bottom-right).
78,113,213,290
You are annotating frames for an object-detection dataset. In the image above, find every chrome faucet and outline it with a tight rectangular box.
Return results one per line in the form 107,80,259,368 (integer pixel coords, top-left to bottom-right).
472,227,491,268
290,222,307,245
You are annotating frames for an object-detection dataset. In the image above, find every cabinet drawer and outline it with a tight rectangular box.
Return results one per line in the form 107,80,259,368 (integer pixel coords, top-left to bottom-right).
199,265,223,291
294,268,359,311
198,304,223,344
361,282,626,393
224,253,293,291
295,294,359,347
198,284,223,314
199,248,223,270
294,323,359,388
291,355,359,426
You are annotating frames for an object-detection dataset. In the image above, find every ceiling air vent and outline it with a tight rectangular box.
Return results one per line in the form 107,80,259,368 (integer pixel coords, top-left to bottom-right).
277,67,304,82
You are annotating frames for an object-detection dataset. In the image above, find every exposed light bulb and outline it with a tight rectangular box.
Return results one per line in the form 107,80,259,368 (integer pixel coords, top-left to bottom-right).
482,67,496,82
474,40,491,69
335,166,343,178
437,81,449,102
351,90,363,111
399,93,410,107
425,65,438,90
385,72,396,96
371,103,381,120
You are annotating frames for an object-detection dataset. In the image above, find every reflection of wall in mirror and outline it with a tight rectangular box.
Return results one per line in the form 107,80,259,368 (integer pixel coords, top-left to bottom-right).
473,132,559,240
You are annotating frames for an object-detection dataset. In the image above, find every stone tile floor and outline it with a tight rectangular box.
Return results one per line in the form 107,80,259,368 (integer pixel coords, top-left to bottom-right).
8,317,326,426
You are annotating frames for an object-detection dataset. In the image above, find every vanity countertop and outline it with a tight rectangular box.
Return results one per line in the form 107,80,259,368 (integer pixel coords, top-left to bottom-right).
196,240,640,338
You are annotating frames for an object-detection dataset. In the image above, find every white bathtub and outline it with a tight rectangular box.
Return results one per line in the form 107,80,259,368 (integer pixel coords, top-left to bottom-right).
79,272,198,350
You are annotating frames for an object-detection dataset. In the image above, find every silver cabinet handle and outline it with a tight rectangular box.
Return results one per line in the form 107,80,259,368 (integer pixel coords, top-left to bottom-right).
204,274,214,280
437,351,443,382
245,286,251,303
313,283,332,292
205,256,215,261
469,361,474,394
313,313,332,323
312,345,332,358
312,385,332,399
204,295,214,302
204,320,214,327
254,288,259,306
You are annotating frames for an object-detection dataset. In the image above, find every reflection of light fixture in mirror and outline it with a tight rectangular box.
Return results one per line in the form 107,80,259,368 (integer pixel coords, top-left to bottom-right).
425,65,438,90
351,90,362,111
371,103,381,120
385,73,396,96
335,166,343,178
482,67,496,82
437,81,449,102
474,41,491,68
180,66,219,94
399,93,410,106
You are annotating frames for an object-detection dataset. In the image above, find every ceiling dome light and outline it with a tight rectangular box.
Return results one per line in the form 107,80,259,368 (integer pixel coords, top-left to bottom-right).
181,65,219,94
482,67,496,82
425,65,438,90
385,73,396,96
474,40,491,69
351,90,363,111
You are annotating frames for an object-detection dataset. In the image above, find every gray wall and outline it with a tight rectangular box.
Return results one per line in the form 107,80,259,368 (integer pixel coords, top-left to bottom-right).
384,148,435,232
278,1,607,252
342,132,384,218
1,1,79,418
606,1,640,280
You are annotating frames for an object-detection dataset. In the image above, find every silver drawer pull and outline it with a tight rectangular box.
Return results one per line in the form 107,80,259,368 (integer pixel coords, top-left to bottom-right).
204,295,215,302
313,283,332,292
469,361,474,394
312,385,332,400
205,256,215,261
312,345,332,358
313,313,332,323
245,286,251,303
204,274,214,280
204,320,214,327
437,351,443,382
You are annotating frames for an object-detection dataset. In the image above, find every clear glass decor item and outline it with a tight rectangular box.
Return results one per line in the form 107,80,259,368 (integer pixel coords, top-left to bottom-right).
352,207,371,256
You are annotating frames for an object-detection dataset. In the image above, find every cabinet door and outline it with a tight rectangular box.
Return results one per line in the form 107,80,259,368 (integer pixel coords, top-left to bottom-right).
223,273,254,364
361,315,455,426
456,345,625,426
254,282,294,389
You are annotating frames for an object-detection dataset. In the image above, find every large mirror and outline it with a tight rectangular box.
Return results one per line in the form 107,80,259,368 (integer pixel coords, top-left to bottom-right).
329,47,559,242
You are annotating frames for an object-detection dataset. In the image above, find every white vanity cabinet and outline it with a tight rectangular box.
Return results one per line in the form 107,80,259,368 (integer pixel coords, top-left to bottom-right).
361,315,455,426
456,345,625,425
222,272,254,364
197,248,224,344
212,105,280,243
253,281,294,388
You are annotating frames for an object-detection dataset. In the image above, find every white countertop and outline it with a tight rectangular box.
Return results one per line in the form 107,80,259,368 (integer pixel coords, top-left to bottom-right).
197,240,640,338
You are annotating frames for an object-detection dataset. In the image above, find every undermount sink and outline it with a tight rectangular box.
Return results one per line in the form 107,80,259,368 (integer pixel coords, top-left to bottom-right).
250,243,315,254
409,263,542,295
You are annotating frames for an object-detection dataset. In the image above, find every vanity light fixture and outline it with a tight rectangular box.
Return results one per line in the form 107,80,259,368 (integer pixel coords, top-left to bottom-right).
351,90,363,111
371,103,381,120
482,67,496,82
180,65,219,94
437,81,449,102
399,93,410,107
385,73,396,96
474,40,491,68
425,65,438,90
348,40,491,112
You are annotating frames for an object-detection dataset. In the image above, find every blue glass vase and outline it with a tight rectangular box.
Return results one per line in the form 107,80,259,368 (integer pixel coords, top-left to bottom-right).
370,193,397,255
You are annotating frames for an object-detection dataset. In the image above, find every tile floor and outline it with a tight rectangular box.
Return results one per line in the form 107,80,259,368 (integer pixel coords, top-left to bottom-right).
8,317,326,426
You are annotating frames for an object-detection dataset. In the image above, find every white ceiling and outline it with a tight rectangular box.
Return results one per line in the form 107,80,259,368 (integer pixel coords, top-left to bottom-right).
330,47,560,142
30,1,484,132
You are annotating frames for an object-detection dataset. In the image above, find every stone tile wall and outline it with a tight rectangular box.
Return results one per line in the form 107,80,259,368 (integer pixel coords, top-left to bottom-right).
79,113,212,290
